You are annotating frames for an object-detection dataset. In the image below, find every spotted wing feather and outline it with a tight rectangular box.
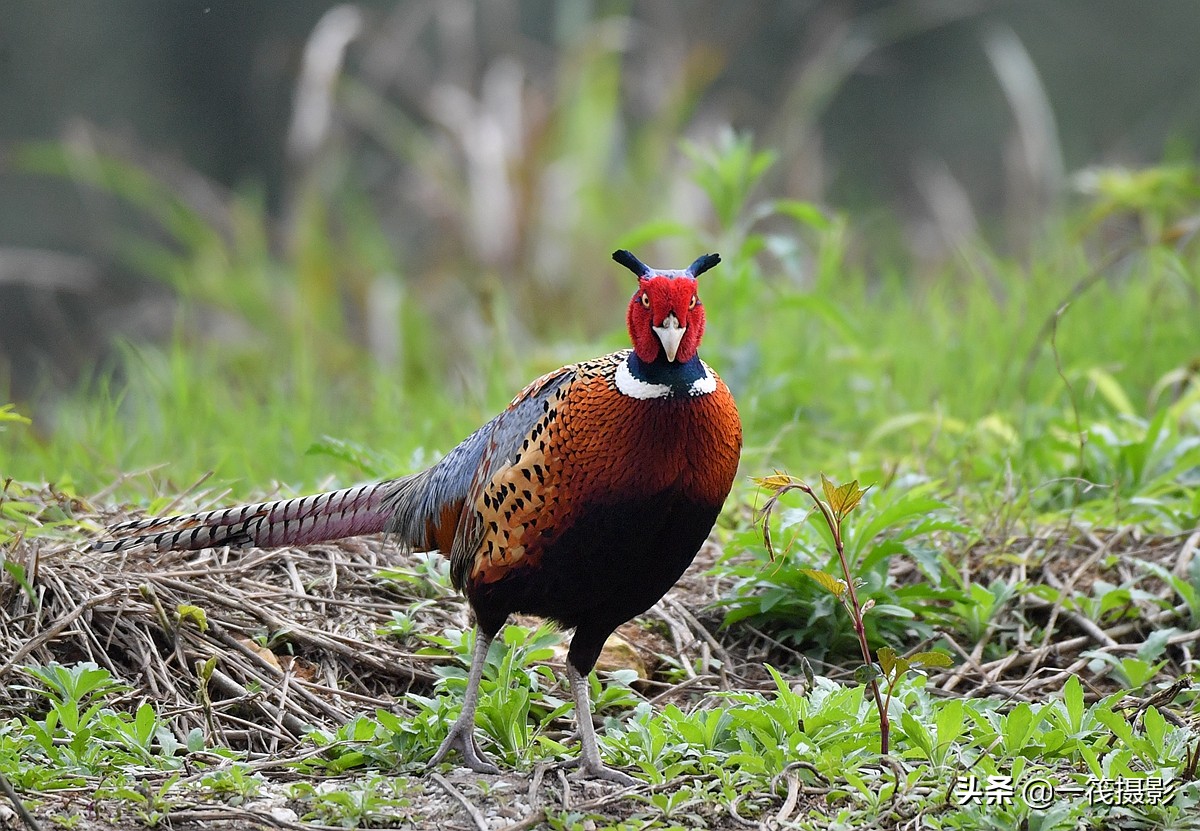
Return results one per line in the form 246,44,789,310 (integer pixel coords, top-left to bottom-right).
447,365,577,588
450,354,634,589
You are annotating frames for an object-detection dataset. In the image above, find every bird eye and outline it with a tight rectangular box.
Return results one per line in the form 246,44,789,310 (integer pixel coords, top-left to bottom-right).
640,294,650,308
689,295,697,309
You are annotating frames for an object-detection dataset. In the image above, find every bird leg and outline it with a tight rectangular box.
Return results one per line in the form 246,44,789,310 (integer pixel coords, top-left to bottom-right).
562,662,638,786
427,629,500,775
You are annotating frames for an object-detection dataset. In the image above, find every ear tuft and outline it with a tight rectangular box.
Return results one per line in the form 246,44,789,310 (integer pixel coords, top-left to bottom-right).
687,253,721,278
613,249,652,277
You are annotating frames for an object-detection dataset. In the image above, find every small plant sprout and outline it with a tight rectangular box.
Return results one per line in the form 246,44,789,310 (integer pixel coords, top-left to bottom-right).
755,473,952,755
876,646,952,716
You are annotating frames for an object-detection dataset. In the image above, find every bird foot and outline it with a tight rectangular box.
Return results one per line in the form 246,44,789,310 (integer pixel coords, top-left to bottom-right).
427,719,501,775
556,755,639,786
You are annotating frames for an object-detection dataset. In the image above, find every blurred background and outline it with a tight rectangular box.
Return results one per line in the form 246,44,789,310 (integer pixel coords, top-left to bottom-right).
2,0,1200,492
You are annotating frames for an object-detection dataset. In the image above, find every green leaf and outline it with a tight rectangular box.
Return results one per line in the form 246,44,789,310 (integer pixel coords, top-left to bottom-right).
1003,702,1036,753
186,727,206,753
1085,367,1136,416
849,484,953,562
820,474,867,520
2,558,36,603
753,471,798,493
196,656,217,683
176,604,209,633
870,603,916,619
1092,705,1137,749
854,663,879,684
780,293,862,347
900,711,933,759
771,199,830,230
877,647,902,678
802,568,846,598
1136,627,1178,662
909,651,953,670
1143,705,1167,751
1062,674,1084,731
0,403,32,428
935,698,965,749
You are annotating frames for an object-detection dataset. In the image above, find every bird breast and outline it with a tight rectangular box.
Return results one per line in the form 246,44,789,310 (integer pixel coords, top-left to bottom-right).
465,358,741,586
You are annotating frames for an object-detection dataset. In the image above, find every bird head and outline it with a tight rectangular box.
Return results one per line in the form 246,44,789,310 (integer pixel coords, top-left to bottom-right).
614,249,721,365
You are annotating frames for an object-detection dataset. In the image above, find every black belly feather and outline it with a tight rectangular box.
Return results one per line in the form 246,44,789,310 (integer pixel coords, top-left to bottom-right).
467,488,719,674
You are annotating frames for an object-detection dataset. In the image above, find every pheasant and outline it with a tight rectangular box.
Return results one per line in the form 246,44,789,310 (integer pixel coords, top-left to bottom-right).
95,249,743,783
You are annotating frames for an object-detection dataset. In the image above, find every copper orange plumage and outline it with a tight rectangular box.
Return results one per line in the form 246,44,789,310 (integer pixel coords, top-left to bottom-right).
95,249,742,784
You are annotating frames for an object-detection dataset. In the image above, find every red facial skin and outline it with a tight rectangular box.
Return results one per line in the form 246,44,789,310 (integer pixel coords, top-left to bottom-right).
626,275,705,364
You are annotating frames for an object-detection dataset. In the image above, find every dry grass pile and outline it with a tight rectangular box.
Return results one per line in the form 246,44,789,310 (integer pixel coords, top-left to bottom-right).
928,527,1200,699
0,496,737,761
1,489,1198,828
0,503,459,754
3,501,1198,754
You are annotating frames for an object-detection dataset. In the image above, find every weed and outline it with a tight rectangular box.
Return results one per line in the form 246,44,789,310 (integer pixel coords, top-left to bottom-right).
198,763,265,805
717,479,964,659
420,624,571,766
290,776,415,828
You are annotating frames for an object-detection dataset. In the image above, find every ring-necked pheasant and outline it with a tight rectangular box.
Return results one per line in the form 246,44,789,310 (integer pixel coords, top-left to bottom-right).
95,249,743,784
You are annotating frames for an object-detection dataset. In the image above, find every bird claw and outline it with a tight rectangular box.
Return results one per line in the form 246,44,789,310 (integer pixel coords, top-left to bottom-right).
427,720,501,775
577,764,639,787
555,755,639,786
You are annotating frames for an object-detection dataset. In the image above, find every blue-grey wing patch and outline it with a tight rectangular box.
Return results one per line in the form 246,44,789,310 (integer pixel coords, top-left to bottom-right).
383,365,576,576
382,421,491,552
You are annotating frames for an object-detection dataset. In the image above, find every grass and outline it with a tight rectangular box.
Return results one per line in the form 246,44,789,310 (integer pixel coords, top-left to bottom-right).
2,132,1200,828
6,140,1200,509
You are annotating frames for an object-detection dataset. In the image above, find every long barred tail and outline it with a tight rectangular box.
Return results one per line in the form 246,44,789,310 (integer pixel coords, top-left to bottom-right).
92,481,400,553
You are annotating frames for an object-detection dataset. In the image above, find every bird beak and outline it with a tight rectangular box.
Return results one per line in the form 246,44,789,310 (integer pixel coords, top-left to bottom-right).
653,313,685,362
